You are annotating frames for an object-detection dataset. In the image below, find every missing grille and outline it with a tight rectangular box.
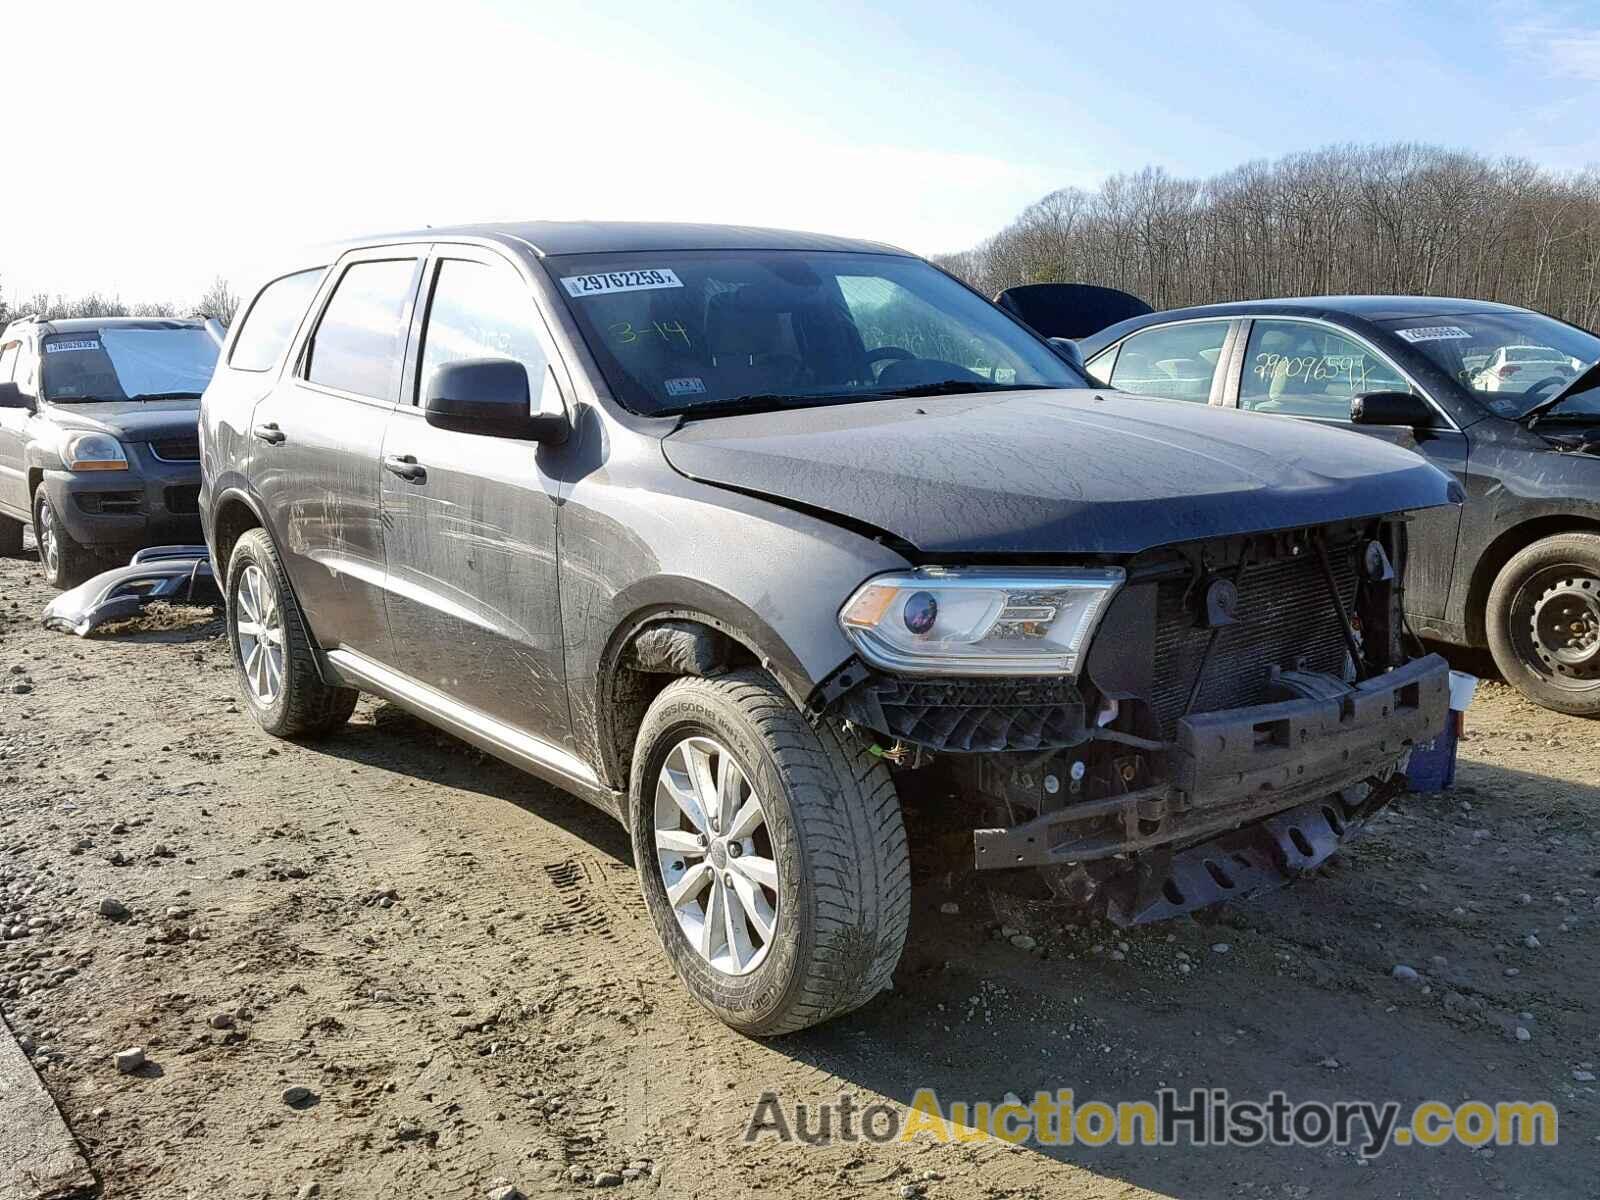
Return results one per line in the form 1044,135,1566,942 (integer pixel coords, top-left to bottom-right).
1151,546,1358,734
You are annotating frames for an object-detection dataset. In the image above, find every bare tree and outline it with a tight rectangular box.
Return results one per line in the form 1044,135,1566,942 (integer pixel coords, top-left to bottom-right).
941,142,1600,331
195,275,240,324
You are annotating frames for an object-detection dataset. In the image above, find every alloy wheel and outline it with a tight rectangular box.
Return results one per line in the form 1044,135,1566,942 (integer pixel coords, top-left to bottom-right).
37,501,58,577
235,563,286,706
653,736,780,976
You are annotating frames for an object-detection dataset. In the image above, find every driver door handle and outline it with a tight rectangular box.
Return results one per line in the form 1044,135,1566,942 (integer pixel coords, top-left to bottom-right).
383,453,426,483
252,422,286,445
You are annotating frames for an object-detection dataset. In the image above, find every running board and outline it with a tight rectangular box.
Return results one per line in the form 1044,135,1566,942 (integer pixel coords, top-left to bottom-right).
323,648,622,816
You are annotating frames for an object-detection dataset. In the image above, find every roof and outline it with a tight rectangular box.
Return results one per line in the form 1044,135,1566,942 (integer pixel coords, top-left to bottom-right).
330,220,913,258
1143,295,1533,323
6,316,207,335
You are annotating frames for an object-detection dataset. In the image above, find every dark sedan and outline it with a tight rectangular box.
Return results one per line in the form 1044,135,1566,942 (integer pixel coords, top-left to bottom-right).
1002,288,1600,716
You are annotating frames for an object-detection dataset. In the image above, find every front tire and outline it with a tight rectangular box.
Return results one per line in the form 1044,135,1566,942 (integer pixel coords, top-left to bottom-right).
630,670,910,1036
225,527,358,738
1486,532,1600,717
33,491,96,588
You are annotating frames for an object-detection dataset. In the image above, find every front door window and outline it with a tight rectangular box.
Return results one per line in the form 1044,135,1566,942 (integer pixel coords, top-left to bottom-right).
1240,320,1411,419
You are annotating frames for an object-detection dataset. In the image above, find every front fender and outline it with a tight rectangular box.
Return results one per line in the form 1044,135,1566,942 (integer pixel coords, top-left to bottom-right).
24,427,67,472
557,431,912,791
603,578,819,710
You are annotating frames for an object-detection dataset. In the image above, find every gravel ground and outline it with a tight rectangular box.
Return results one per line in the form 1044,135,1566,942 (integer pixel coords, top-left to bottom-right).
1,540,1597,1199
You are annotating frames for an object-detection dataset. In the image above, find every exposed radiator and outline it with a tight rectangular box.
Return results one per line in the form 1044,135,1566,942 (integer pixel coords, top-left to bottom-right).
1150,546,1358,734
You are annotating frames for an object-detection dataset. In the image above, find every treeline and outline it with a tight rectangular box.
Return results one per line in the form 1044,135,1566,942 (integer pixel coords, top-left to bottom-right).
0,275,239,328
933,143,1600,331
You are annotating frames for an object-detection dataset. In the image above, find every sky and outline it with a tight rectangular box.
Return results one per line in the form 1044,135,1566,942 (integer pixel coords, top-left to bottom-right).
2,0,1599,306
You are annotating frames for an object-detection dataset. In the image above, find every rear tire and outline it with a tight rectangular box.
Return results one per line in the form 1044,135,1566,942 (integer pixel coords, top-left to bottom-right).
0,514,22,557
629,669,910,1036
225,527,358,738
33,491,95,588
1486,532,1600,717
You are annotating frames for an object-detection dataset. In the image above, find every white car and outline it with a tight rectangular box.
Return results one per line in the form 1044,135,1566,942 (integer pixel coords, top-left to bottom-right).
1471,344,1582,391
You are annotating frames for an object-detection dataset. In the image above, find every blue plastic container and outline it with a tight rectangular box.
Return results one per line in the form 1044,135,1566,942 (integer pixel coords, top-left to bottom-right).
1406,671,1477,793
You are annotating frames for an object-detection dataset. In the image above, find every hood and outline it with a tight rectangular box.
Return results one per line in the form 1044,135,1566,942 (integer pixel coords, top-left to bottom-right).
42,399,200,443
662,390,1460,556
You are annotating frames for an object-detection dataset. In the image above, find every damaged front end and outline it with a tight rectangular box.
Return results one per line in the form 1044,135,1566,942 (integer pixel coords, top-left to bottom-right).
819,517,1449,926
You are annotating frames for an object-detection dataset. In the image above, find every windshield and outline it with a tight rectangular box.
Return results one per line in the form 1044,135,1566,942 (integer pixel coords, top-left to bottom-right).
1379,313,1600,419
547,250,1085,415
41,328,219,402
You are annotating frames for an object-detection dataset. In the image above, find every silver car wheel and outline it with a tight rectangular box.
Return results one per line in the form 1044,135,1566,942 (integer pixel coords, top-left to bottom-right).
654,736,779,976
235,563,285,706
38,500,58,576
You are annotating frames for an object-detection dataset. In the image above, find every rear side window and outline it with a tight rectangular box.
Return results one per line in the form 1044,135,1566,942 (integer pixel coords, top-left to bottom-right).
230,269,325,372
1107,321,1230,402
305,259,417,400
0,342,18,382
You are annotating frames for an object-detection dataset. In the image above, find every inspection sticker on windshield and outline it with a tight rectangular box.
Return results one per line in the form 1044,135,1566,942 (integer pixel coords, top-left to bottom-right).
44,340,101,353
1395,326,1472,343
664,377,706,397
562,269,683,298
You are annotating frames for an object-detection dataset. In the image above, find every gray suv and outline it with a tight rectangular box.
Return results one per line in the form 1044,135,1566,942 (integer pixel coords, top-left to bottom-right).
201,222,1456,1034
0,315,221,585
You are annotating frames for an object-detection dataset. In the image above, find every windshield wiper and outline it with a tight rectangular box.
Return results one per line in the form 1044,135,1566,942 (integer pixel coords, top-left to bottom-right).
1523,362,1600,426
666,393,851,422
127,391,204,402
1524,409,1600,424
863,380,1055,400
664,380,1055,423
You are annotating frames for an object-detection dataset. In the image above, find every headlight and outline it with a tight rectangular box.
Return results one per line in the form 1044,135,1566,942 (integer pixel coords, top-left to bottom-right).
839,567,1124,677
64,433,128,472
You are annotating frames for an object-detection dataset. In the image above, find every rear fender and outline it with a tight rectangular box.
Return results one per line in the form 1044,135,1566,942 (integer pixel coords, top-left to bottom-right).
206,483,340,688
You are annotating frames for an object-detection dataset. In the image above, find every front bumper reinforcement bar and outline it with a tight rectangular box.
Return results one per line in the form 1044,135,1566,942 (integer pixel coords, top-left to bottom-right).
972,654,1449,877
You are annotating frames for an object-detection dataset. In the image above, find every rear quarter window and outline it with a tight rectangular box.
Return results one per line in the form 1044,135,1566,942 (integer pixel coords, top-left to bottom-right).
229,269,327,373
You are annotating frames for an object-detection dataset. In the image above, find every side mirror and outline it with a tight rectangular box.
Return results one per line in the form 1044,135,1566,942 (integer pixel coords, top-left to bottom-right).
423,358,568,444
1351,391,1434,428
0,382,32,411
1048,337,1086,375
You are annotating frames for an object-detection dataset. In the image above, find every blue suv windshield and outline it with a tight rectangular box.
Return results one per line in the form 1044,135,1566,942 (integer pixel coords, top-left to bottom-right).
42,328,218,402
547,250,1085,416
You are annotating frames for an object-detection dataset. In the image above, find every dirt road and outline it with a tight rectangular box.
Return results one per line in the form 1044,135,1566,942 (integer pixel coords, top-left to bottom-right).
1,542,1595,1198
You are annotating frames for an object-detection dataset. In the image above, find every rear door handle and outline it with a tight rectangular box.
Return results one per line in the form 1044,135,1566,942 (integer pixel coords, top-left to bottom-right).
383,454,426,482
252,422,286,445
